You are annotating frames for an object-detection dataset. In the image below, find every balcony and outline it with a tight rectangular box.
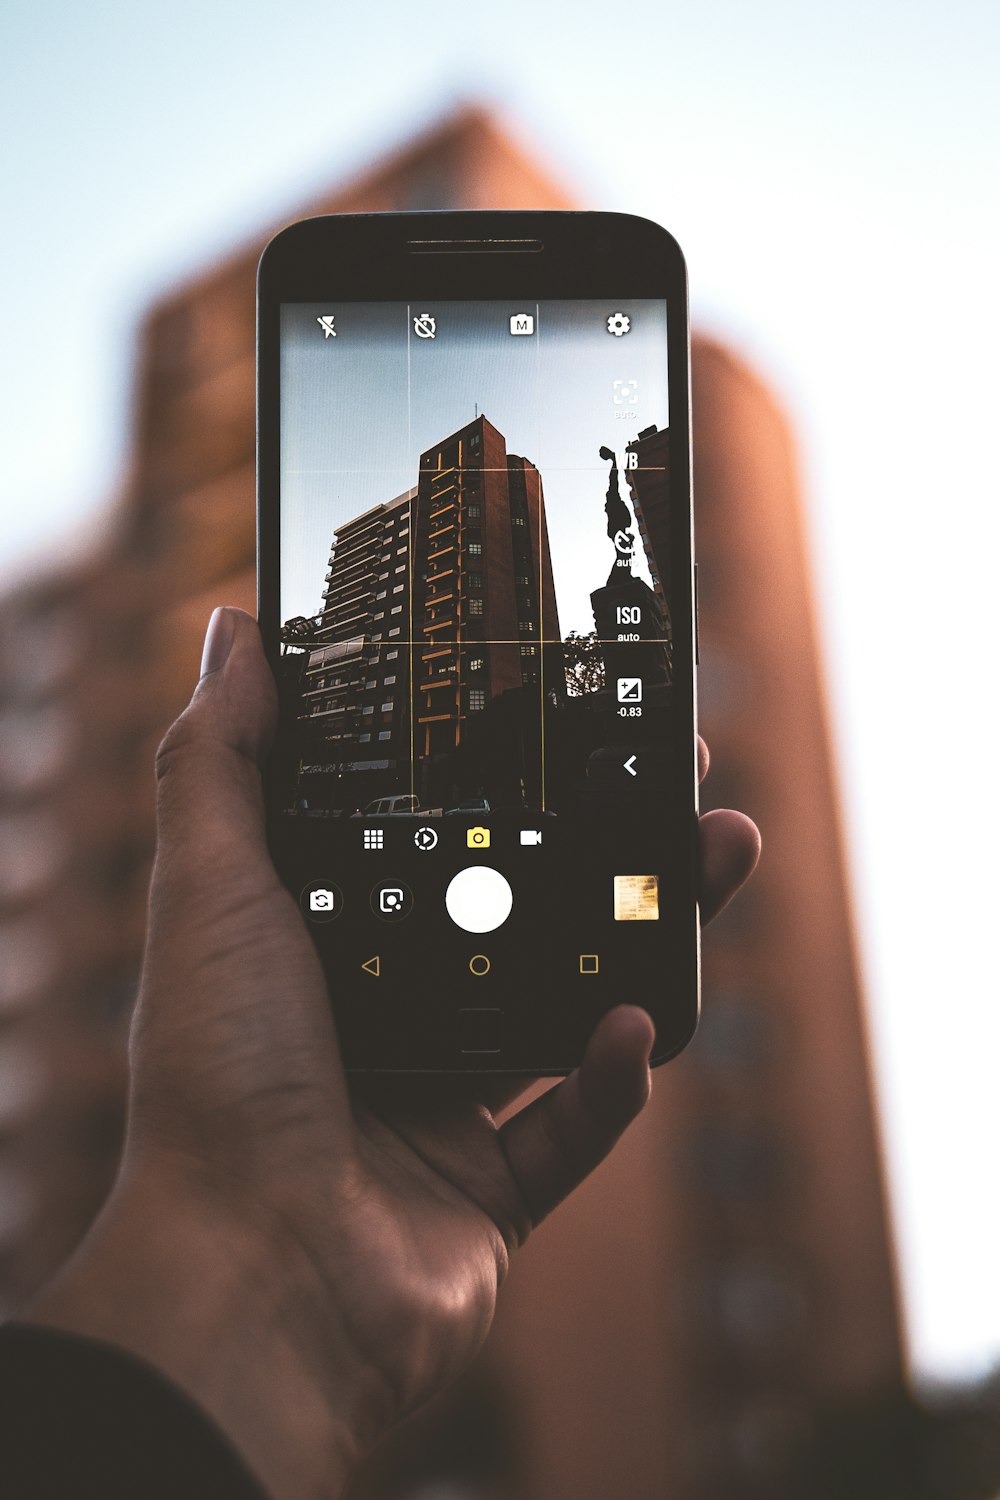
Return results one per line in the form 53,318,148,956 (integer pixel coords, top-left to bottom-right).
301,681,349,699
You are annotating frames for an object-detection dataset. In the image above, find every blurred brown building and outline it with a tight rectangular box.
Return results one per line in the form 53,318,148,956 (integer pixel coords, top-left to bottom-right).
0,106,903,1497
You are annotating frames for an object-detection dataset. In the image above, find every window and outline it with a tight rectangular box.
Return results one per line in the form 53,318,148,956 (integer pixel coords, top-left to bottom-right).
468,572,483,589
397,546,407,555
379,572,389,581
391,605,403,615
512,515,527,528
384,674,396,686
389,628,401,637
399,526,409,537
519,620,535,633
520,644,537,656
468,598,484,616
468,542,482,557
359,733,371,743
362,705,374,716
469,657,485,673
374,611,385,621
467,504,482,519
381,701,393,712
521,669,539,685
386,650,398,660
378,730,391,741
395,564,405,574
469,689,486,711
515,574,530,585
393,584,405,594
376,591,386,600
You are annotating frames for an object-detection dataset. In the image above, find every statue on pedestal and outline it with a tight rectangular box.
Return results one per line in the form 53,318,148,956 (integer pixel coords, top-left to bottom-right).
599,445,636,585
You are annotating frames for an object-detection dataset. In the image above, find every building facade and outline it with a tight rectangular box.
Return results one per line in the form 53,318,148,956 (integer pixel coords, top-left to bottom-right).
281,413,563,814
0,106,903,1500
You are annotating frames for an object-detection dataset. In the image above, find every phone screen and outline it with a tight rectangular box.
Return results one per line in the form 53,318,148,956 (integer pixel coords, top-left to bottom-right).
268,295,693,1069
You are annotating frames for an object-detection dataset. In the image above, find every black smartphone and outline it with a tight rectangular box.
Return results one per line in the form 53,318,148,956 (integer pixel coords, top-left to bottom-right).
257,211,698,1073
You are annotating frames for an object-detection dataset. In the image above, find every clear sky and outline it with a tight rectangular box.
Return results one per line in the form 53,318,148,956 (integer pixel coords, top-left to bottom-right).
2,0,999,1383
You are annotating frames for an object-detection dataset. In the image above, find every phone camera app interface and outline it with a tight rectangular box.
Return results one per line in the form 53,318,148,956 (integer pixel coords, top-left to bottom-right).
274,300,678,1027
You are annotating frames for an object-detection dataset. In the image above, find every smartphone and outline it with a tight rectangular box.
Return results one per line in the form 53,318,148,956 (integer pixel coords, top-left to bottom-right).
257,211,698,1073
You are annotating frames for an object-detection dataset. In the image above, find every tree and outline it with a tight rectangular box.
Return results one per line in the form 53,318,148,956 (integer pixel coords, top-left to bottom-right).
562,631,605,697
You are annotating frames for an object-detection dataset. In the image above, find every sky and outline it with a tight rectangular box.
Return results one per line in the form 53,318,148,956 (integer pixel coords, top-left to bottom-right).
2,0,999,1383
279,299,666,627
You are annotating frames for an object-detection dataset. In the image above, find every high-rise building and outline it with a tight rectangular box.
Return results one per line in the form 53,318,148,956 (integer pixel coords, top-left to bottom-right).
0,106,903,1499
279,414,562,815
288,488,416,809
412,415,562,803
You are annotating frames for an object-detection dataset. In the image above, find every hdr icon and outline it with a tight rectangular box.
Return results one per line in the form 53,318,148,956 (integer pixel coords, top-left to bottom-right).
509,313,535,336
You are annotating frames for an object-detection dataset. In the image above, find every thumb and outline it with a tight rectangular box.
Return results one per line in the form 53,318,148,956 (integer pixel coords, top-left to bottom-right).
151,608,279,907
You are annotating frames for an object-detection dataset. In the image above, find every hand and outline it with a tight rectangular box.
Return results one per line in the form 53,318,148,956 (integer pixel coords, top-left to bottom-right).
26,608,760,1500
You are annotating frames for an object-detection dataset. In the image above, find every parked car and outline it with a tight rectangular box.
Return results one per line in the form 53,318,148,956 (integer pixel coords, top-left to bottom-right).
351,794,421,817
444,796,491,816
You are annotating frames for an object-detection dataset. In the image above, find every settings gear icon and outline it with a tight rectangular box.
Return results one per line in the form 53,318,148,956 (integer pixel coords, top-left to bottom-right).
607,312,631,337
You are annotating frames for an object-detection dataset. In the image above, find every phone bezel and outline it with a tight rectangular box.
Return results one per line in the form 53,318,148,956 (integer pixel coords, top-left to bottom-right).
257,211,699,1072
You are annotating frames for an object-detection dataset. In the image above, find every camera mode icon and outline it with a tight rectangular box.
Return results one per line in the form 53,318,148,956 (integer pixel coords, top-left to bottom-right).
467,826,490,850
299,881,343,923
370,881,414,922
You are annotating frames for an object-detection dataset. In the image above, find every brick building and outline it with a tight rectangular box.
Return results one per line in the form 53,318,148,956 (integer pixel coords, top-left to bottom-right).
0,105,902,1498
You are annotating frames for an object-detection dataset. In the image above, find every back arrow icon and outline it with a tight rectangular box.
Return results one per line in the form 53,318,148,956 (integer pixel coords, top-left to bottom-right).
624,755,637,776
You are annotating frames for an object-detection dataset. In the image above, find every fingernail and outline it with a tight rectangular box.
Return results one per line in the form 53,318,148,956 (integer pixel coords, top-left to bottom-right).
200,608,236,679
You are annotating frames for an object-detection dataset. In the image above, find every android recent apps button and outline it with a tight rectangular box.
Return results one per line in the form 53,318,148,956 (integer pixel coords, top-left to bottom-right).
445,866,513,934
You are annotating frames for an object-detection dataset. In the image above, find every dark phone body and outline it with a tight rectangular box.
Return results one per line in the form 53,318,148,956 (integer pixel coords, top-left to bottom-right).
258,211,699,1073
